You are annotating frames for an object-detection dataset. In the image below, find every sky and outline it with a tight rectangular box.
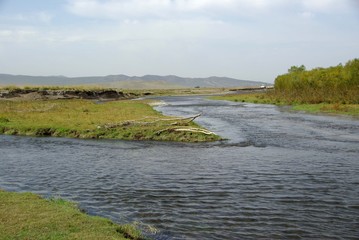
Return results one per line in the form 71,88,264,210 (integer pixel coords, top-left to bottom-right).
0,0,358,83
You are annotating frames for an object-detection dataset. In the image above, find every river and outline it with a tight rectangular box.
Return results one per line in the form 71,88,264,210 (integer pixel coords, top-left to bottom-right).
1,96,359,239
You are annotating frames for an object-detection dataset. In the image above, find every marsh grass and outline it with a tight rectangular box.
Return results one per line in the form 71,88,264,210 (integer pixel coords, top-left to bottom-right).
210,91,284,105
0,99,219,142
211,92,359,116
292,103,359,116
127,87,228,96
0,190,143,240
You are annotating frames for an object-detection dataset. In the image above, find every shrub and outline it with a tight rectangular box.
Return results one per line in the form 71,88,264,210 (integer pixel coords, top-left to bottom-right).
274,59,359,104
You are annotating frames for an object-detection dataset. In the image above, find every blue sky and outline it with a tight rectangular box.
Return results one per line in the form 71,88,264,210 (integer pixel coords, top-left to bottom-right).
0,0,358,83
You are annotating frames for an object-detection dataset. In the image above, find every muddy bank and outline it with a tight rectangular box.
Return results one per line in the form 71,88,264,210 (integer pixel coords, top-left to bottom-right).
0,89,140,100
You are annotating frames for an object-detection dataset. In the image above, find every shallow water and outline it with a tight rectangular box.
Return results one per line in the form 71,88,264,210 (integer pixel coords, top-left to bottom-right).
1,96,359,239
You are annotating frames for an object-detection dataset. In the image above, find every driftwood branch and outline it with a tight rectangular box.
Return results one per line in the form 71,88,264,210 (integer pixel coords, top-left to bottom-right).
156,127,215,135
101,113,202,129
133,113,202,124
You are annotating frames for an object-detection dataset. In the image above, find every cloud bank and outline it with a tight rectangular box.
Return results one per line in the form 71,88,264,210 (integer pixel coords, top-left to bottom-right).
66,0,352,20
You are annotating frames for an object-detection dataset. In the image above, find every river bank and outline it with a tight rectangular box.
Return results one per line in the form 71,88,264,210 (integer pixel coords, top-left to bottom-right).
0,98,219,142
0,86,231,100
0,190,143,240
211,92,359,116
0,88,140,100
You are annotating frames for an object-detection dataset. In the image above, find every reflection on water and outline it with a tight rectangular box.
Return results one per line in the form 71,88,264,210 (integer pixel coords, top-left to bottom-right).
1,96,359,239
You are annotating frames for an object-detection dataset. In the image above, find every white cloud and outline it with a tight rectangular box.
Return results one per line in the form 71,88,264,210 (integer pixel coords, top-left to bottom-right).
1,11,54,24
302,0,351,13
299,11,315,19
66,0,354,21
0,29,38,42
37,12,54,24
65,0,294,20
67,0,173,19
0,30,12,37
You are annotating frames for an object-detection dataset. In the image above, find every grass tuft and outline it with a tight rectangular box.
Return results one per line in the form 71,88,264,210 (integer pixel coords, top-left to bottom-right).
0,190,144,240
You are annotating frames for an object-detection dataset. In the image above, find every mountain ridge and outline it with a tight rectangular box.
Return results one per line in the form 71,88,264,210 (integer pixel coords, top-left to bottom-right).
0,73,267,89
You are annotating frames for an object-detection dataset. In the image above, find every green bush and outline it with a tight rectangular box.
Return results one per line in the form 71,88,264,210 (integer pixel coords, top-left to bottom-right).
274,58,359,104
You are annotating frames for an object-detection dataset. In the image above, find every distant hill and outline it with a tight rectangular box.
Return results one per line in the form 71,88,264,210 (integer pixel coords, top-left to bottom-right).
0,73,267,89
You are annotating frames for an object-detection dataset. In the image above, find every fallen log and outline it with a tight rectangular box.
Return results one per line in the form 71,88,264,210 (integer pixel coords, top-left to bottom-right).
102,113,202,129
156,127,216,135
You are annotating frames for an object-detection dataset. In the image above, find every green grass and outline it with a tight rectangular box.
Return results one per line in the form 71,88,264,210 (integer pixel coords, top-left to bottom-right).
210,92,284,105
292,103,359,116
130,87,229,96
0,99,220,142
211,92,359,116
0,190,143,240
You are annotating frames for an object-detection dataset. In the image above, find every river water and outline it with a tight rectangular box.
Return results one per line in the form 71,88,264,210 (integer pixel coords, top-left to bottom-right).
1,96,359,239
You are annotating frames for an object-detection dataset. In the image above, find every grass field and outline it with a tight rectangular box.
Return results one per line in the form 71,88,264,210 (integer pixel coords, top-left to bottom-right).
210,91,282,104
0,99,220,142
0,190,143,240
211,92,359,116
291,103,359,116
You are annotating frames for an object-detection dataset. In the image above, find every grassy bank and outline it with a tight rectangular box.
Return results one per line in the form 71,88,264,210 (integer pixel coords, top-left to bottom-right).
211,58,359,116
128,87,229,96
211,92,359,116
0,190,143,240
291,103,359,116
0,85,229,97
210,91,281,105
0,99,220,142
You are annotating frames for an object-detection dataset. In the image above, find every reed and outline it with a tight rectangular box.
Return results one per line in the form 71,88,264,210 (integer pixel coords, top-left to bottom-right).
274,58,359,104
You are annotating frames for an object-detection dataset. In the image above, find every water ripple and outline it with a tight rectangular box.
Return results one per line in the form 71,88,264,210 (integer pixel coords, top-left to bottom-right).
1,96,359,239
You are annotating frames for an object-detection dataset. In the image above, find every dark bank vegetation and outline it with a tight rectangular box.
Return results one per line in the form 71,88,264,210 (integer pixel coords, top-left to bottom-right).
0,190,144,240
0,85,230,99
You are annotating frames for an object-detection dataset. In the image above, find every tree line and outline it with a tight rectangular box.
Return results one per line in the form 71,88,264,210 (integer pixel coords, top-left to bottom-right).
274,58,359,104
